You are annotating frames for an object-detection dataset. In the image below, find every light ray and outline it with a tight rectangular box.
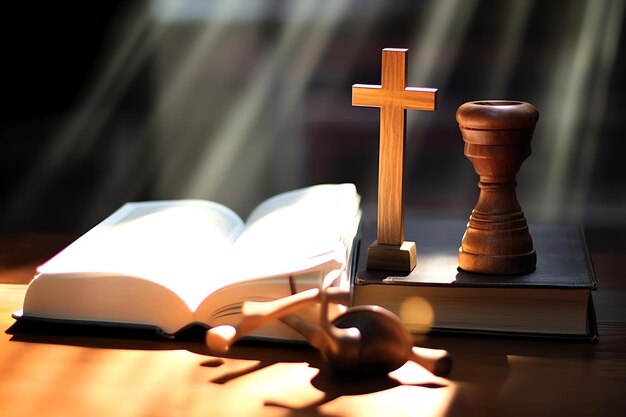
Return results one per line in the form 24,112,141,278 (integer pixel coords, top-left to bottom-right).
150,0,266,194
180,0,351,209
4,3,160,227
405,0,479,167
539,0,611,221
484,0,534,98
571,0,624,222
407,0,479,88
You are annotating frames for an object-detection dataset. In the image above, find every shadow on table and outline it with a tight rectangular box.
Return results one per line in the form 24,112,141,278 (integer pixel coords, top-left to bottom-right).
6,318,458,414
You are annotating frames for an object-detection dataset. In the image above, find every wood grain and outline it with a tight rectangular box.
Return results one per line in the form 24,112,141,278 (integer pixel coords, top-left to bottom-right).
352,48,435,271
457,101,538,275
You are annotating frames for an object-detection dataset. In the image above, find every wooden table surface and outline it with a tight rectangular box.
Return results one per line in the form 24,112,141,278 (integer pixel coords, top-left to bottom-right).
1,229,625,417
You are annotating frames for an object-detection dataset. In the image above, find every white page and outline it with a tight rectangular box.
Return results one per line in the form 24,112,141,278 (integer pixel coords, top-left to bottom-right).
230,184,360,280
37,200,245,310
34,185,360,314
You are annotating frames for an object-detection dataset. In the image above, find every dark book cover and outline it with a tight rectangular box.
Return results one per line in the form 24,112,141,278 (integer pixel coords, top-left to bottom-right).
353,219,597,340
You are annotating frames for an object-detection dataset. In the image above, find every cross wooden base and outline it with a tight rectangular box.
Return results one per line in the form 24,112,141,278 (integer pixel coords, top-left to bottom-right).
366,240,417,272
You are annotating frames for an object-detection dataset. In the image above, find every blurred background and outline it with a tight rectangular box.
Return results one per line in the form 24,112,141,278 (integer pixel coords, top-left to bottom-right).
1,0,624,233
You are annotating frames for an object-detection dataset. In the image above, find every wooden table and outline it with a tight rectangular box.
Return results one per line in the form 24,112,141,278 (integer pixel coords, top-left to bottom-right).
1,230,625,417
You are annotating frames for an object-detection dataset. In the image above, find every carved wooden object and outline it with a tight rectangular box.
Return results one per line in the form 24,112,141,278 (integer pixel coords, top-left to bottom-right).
352,48,437,272
206,274,451,377
457,100,538,275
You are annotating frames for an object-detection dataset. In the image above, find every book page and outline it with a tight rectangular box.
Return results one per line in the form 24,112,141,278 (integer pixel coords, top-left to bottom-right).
229,184,360,281
37,200,245,310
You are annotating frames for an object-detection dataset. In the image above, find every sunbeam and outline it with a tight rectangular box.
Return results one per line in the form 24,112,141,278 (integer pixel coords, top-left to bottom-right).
539,0,617,222
176,1,350,208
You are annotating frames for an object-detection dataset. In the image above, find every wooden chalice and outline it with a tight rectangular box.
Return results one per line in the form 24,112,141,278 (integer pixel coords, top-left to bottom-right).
457,100,538,275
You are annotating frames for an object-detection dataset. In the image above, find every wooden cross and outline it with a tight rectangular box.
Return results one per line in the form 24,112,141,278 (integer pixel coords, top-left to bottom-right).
352,48,437,271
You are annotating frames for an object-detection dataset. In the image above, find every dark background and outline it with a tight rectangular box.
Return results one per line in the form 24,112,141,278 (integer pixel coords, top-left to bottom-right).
1,0,624,232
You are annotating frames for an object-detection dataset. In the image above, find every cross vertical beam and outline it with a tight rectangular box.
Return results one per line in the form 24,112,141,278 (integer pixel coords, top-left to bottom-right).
352,48,437,271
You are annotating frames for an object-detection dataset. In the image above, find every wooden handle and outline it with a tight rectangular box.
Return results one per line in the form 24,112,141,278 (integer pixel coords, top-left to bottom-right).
240,287,350,334
206,287,350,353
239,288,321,333
409,346,452,377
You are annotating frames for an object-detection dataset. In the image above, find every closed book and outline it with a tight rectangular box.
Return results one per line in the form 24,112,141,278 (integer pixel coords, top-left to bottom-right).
352,219,597,340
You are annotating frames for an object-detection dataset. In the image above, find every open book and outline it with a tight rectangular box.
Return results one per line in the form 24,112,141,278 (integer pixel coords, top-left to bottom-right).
16,184,361,340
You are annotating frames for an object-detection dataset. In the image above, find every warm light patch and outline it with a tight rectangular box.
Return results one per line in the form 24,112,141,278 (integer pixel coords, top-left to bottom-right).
398,296,434,334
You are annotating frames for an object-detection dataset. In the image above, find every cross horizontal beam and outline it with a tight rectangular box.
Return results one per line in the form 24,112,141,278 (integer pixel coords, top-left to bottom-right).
352,85,437,110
